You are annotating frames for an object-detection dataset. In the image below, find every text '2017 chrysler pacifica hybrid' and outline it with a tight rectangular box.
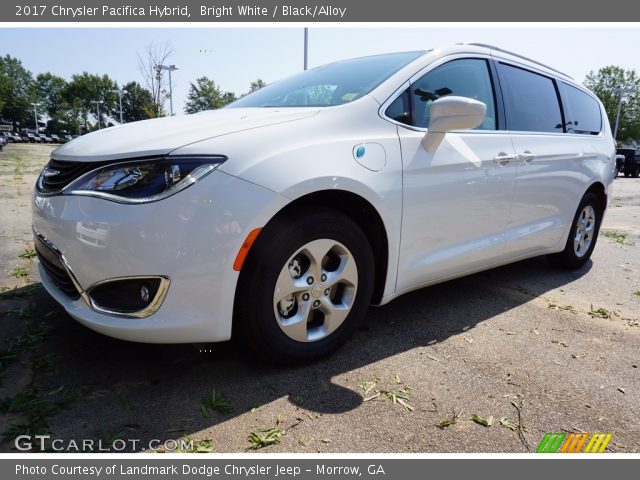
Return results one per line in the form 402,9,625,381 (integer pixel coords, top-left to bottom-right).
33,44,616,363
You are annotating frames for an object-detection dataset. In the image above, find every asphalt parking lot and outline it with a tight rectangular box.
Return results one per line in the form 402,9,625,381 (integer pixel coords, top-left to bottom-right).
0,143,638,453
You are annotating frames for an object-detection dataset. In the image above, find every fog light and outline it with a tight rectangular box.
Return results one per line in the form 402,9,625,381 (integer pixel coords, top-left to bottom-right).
140,284,150,303
86,276,169,317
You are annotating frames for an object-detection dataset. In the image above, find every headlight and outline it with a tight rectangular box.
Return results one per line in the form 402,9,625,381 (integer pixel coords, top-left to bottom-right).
65,156,225,204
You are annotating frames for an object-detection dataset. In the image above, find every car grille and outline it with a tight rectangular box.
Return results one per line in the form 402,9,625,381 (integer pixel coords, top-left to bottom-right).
38,158,110,194
34,235,80,299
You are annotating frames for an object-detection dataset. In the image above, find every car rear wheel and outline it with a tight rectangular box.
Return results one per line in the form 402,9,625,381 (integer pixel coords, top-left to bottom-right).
235,209,374,364
547,192,602,270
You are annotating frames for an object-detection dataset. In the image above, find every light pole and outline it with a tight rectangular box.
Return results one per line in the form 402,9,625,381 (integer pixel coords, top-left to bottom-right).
30,102,41,134
155,64,178,116
110,89,127,124
303,28,308,70
91,100,104,130
613,86,637,143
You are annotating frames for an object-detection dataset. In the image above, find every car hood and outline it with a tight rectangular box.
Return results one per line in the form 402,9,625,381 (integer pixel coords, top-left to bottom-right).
52,108,321,162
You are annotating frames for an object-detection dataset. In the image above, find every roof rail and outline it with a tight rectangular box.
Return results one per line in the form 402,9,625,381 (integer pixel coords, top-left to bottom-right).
458,43,573,79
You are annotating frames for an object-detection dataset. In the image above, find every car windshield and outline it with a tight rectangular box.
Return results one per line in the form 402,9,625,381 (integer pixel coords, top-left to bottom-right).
228,51,425,108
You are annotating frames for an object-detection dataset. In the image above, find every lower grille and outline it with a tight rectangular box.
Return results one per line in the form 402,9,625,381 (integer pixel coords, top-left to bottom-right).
34,235,80,299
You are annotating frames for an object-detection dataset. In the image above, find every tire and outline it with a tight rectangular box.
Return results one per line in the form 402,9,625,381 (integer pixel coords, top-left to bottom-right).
234,209,375,364
633,167,639,178
547,192,602,270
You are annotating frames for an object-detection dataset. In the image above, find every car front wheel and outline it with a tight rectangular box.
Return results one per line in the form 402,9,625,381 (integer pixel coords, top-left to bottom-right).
235,209,374,364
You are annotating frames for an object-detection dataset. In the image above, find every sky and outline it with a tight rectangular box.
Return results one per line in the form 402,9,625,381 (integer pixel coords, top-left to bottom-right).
0,26,639,115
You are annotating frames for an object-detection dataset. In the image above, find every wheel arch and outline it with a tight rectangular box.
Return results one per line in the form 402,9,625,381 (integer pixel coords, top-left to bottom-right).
585,181,607,212
241,189,390,306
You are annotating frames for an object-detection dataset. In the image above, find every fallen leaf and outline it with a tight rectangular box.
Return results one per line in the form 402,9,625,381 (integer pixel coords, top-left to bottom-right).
499,417,518,431
471,414,493,427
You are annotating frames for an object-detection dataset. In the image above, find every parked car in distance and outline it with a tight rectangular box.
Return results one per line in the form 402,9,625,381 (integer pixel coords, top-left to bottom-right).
0,136,5,150
615,154,626,175
49,134,63,144
10,133,23,142
23,132,39,143
33,44,616,363
0,132,14,143
616,147,640,177
38,133,53,143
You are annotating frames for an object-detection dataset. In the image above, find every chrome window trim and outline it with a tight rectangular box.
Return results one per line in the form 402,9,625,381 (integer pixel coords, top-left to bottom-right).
378,53,495,133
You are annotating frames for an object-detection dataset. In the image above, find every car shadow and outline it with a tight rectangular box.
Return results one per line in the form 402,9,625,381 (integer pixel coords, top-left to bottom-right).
0,256,592,451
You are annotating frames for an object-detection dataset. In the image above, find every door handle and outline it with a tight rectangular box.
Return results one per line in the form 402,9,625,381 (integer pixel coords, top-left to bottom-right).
519,151,536,163
493,153,518,165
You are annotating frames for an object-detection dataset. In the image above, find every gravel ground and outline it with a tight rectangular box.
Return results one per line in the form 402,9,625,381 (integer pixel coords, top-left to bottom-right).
0,143,638,453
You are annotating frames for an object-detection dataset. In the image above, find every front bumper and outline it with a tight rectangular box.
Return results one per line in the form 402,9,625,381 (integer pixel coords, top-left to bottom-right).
32,169,287,343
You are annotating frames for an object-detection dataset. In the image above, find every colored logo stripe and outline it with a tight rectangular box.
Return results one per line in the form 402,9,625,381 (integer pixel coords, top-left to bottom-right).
536,432,612,453
536,433,566,453
584,433,612,453
560,433,589,453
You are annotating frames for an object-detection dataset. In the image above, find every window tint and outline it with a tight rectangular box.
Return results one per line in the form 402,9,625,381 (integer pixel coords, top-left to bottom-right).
409,59,496,130
385,89,411,125
229,51,425,108
498,63,562,133
559,82,602,135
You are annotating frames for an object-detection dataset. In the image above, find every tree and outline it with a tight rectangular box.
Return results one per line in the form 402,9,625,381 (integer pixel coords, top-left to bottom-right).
584,66,640,144
184,77,236,114
64,72,118,130
0,55,35,129
35,72,67,117
120,81,155,123
240,78,266,97
248,78,266,93
137,41,173,117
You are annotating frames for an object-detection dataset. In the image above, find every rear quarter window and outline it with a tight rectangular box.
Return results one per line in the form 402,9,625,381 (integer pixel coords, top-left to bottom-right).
559,82,602,135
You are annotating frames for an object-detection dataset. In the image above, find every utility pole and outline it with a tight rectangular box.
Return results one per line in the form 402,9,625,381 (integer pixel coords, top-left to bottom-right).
110,89,127,124
91,100,104,129
613,86,637,143
30,103,41,134
303,28,308,70
156,64,178,116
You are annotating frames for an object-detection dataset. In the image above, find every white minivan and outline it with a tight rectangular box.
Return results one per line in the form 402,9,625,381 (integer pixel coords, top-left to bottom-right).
33,44,616,363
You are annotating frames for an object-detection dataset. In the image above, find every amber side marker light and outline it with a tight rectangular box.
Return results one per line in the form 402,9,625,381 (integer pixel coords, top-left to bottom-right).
233,228,262,271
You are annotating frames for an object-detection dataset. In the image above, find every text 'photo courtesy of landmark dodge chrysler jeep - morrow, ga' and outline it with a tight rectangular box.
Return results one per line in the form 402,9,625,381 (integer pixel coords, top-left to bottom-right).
33,44,616,363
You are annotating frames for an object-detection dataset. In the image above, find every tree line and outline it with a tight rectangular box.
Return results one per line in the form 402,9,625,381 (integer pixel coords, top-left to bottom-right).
0,52,265,134
1,49,639,143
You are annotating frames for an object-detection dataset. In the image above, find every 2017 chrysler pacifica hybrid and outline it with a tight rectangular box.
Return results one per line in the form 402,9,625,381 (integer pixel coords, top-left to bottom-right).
33,44,615,363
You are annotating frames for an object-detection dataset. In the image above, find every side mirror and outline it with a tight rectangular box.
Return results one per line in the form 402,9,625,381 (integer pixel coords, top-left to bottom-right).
422,96,487,152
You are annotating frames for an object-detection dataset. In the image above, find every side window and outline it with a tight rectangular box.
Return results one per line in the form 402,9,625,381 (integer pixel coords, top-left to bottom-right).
498,63,563,133
385,89,411,125
409,59,497,130
559,82,602,135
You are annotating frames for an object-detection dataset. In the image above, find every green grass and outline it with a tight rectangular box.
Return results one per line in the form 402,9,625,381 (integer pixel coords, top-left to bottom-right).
200,390,234,418
18,249,37,259
10,266,29,278
1,385,90,443
603,230,628,245
0,283,40,299
589,305,612,319
246,428,286,451
175,437,215,453
0,323,51,375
